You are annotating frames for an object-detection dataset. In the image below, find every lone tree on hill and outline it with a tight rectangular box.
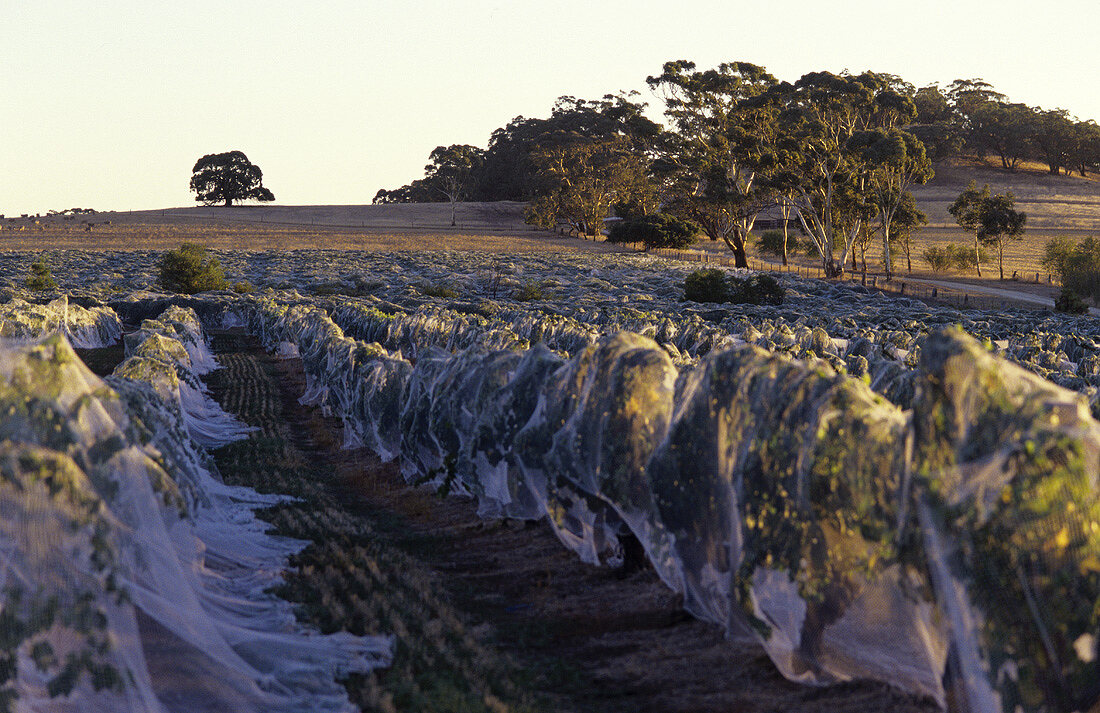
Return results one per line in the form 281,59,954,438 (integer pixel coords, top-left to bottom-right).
189,151,275,206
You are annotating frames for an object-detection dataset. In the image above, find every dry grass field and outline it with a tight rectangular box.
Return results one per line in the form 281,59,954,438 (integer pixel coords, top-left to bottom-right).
0,201,622,254
6,158,1100,302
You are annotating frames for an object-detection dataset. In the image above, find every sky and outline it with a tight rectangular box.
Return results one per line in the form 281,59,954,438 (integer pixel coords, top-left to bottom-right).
2,0,1099,216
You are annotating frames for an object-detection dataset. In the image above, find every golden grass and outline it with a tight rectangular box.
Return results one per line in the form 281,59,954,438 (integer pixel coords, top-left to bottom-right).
0,218,625,254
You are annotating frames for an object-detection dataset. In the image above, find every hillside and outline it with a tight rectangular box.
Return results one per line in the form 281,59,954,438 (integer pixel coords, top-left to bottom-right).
912,158,1100,230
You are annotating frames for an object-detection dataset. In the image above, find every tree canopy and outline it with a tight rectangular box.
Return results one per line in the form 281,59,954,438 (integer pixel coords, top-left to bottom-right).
375,58,1099,274
189,151,275,206
949,182,1026,279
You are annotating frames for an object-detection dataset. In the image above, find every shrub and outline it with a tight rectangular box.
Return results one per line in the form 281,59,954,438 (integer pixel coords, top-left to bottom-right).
158,243,228,294
523,198,556,229
232,281,255,294
1045,236,1100,304
683,268,730,303
922,246,953,272
607,214,699,250
420,283,459,299
1055,288,1089,314
755,230,814,258
731,274,784,306
512,280,549,302
683,269,784,305
947,243,988,270
25,258,56,291
1041,236,1076,277
922,243,987,272
754,230,787,256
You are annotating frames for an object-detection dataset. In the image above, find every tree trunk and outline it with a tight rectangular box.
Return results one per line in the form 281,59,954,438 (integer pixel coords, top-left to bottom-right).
881,216,893,279
451,198,457,227
224,197,232,207
999,241,1005,280
722,233,749,268
974,237,983,277
780,202,791,266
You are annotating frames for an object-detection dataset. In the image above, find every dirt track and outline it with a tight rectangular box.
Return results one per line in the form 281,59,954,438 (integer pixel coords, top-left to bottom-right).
202,329,940,713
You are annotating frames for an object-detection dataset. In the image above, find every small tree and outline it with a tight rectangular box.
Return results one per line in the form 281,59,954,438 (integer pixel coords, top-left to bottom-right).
976,192,1026,280
683,268,783,305
189,151,275,206
948,181,991,277
425,144,482,226
158,243,229,294
25,258,56,291
891,192,927,273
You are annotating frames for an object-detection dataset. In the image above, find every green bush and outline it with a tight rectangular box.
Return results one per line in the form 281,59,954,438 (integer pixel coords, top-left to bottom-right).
232,281,255,294
683,269,784,305
25,258,56,291
158,243,228,294
922,246,952,272
1044,236,1100,304
731,274,785,306
1041,236,1076,277
755,230,818,259
755,230,786,256
607,214,699,250
512,280,549,302
420,283,459,299
947,243,988,270
1054,288,1089,314
922,243,987,272
683,268,729,303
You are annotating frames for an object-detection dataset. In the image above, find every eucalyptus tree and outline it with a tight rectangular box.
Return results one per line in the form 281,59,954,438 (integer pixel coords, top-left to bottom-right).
479,93,660,201
525,135,651,237
764,71,917,276
646,60,779,268
1029,108,1076,175
847,128,933,278
1071,120,1100,177
944,78,1007,159
970,102,1033,171
948,181,992,276
424,144,484,226
891,192,927,273
977,192,1027,280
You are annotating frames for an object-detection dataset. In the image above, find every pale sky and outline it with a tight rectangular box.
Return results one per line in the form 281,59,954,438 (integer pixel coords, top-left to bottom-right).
2,1,1098,216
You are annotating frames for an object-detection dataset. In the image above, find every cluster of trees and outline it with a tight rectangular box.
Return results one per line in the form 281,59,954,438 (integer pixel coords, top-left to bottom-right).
917,80,1100,176
948,182,1027,279
376,61,1089,277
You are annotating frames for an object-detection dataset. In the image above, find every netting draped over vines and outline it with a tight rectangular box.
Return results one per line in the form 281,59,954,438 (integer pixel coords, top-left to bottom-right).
248,294,1100,713
0,306,391,713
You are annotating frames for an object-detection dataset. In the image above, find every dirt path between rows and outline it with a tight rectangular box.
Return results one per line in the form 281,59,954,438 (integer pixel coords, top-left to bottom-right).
204,329,939,713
